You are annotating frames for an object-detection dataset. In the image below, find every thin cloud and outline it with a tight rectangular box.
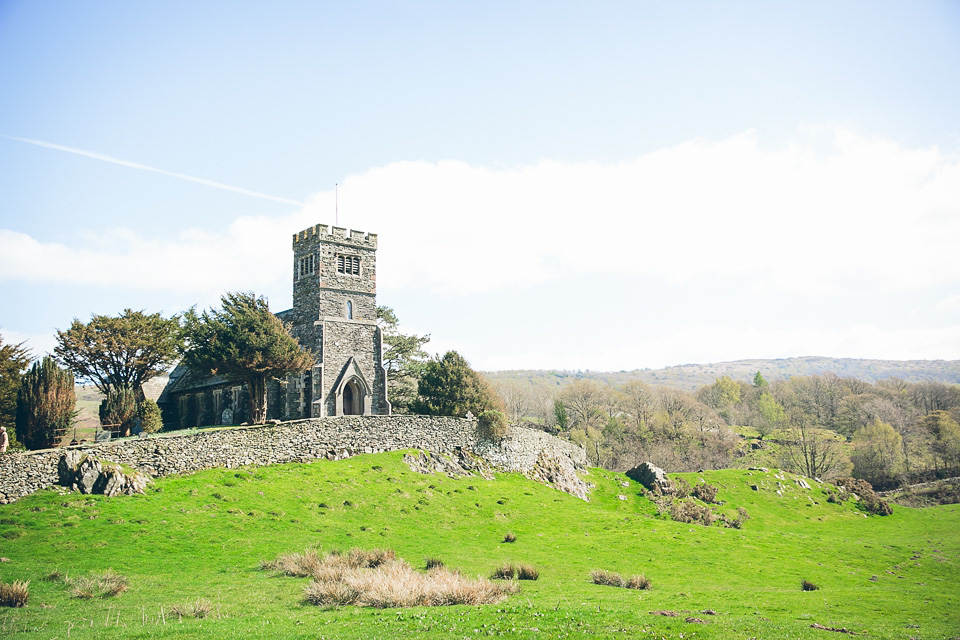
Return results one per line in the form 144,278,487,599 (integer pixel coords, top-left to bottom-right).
3,135,305,206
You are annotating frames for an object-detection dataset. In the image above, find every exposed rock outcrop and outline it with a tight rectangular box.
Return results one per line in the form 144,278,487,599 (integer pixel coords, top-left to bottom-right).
56,451,151,497
626,461,675,495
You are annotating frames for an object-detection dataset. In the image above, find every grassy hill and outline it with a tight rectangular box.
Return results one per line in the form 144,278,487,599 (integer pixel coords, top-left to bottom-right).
1,453,958,638
486,356,960,391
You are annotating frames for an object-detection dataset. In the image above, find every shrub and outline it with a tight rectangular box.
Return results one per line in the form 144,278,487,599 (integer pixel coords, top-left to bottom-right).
692,482,719,503
0,580,29,607
801,579,819,591
479,410,508,441
670,500,716,527
424,557,445,570
590,569,625,588
503,531,517,543
834,477,893,516
626,574,651,590
673,477,692,499
727,507,750,529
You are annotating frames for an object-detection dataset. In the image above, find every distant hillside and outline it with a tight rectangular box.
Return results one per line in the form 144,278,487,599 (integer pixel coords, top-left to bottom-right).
485,356,960,392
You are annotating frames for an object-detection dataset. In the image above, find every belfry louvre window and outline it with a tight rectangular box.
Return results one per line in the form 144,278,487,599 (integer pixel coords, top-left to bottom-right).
337,254,361,275
297,254,316,279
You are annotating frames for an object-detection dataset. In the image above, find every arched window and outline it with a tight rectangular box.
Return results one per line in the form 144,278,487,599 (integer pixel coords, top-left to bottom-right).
346,300,353,319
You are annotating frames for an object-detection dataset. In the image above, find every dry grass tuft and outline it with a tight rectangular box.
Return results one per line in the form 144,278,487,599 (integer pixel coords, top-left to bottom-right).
503,531,517,543
0,580,29,607
801,579,820,591
265,547,516,609
626,574,652,590
169,598,215,620
591,569,625,588
490,564,516,580
68,569,128,599
516,564,539,581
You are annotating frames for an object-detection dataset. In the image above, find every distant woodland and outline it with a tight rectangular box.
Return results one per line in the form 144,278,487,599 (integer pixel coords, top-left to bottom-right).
485,358,960,491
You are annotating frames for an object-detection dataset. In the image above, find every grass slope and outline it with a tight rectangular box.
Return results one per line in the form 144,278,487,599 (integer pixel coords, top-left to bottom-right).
0,453,958,639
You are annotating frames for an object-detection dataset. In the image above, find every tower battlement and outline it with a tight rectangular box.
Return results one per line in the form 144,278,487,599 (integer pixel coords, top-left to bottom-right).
292,223,378,248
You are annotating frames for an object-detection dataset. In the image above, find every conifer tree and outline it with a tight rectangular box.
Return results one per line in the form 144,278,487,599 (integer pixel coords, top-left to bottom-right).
15,356,76,450
180,292,313,425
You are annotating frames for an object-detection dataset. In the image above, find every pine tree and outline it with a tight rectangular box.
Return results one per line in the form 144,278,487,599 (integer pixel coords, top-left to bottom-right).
15,356,76,450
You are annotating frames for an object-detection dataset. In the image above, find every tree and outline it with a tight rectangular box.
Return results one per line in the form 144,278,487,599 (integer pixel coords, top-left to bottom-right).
0,332,31,448
54,309,180,397
559,379,604,430
777,410,851,480
99,387,138,437
179,292,313,425
412,351,504,417
753,371,768,390
553,399,569,431
754,392,784,440
620,379,656,433
15,356,76,450
376,306,430,414
850,419,904,489
918,411,960,475
696,376,741,423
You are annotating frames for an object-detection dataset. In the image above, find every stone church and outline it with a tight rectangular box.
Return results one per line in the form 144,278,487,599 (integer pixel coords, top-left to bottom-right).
159,223,391,427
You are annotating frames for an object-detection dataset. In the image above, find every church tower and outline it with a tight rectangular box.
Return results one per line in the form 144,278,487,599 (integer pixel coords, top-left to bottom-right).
289,223,390,418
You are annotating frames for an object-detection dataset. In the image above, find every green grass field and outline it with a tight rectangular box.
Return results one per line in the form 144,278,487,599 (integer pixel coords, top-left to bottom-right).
0,452,957,639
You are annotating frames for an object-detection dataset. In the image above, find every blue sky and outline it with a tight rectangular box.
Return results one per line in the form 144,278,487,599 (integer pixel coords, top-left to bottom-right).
1,1,959,371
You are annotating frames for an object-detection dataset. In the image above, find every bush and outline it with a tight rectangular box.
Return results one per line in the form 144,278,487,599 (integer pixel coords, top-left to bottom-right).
725,506,750,529
590,569,624,588
0,580,29,607
801,579,819,591
424,557,445,570
692,482,719,503
834,477,893,516
503,531,517,543
479,410,508,441
137,398,163,434
673,477,692,499
670,500,716,527
626,574,651,590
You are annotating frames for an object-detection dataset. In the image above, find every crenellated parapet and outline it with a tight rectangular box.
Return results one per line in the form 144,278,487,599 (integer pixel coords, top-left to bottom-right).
293,223,378,248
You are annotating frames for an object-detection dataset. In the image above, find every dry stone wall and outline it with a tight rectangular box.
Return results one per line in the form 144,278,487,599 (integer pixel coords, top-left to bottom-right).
0,416,587,503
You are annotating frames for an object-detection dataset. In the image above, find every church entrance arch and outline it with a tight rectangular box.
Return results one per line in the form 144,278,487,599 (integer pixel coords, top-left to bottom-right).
340,377,365,415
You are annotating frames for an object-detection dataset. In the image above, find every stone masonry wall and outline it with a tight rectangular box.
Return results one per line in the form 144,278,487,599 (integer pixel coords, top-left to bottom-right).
0,416,587,504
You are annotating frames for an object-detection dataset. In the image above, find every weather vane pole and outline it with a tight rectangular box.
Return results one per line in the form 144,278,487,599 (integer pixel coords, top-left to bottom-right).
335,183,339,227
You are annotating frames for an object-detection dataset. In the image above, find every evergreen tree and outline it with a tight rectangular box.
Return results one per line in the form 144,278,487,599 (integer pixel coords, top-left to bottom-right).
412,351,504,417
180,292,313,425
54,309,180,397
0,332,31,448
99,387,139,437
376,305,430,414
15,356,76,450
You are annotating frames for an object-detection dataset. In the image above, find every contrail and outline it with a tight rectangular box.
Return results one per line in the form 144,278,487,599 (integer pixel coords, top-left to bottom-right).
3,135,305,206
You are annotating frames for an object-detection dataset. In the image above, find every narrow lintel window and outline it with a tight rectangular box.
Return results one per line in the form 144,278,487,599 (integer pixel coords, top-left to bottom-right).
337,254,360,275
346,300,353,319
297,254,316,279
